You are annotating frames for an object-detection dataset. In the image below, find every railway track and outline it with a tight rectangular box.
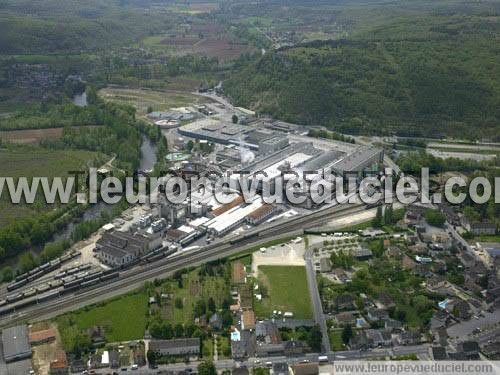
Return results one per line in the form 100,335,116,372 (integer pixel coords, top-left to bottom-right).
0,202,370,327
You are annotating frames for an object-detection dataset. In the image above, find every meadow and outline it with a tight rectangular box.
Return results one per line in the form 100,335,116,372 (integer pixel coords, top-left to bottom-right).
254,265,313,319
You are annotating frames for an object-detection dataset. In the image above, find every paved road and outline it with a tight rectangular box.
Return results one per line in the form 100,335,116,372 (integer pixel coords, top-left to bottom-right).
384,155,401,175
304,247,331,353
91,344,432,374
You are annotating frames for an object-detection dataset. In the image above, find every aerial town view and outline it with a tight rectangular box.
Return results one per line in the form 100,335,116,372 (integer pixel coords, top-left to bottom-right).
0,1,499,375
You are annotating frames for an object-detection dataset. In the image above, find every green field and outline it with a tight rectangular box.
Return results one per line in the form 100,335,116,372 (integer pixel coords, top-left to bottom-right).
0,145,104,225
99,87,209,117
57,293,149,343
254,265,313,319
0,146,102,178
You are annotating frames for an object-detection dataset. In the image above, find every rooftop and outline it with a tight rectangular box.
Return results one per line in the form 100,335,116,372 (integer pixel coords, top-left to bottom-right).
1,325,31,363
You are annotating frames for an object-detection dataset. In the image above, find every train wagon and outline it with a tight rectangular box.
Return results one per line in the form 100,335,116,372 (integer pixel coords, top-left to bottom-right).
63,279,81,289
100,272,119,282
13,296,38,310
37,290,60,303
80,279,99,288
22,288,37,298
7,278,28,291
60,284,80,295
0,305,14,316
6,293,23,303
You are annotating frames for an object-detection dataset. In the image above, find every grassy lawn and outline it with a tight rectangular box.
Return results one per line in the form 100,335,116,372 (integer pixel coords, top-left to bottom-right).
202,337,213,359
57,293,149,343
329,330,346,351
217,335,231,358
254,266,313,319
98,87,209,117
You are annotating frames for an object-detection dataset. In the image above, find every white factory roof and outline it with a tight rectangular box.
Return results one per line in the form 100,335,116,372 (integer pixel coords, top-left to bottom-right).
188,216,210,228
204,196,263,234
261,152,313,180
177,225,195,234
189,190,239,210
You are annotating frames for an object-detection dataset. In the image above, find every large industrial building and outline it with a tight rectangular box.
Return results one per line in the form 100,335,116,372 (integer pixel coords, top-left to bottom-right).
164,118,384,237
1,325,31,363
95,231,162,267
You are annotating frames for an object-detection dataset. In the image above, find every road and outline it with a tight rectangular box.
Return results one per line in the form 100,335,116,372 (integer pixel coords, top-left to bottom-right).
0,203,370,327
91,345,432,374
304,246,331,353
383,154,401,175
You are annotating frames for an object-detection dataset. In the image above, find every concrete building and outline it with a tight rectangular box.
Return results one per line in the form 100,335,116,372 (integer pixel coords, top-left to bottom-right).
95,231,162,267
1,325,31,363
330,146,384,178
148,338,200,357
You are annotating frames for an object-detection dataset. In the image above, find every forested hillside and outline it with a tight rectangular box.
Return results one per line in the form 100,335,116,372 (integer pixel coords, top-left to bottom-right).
0,0,172,54
224,8,500,140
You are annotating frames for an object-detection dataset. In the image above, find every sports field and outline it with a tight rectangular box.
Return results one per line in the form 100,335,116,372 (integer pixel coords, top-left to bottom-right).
254,265,313,319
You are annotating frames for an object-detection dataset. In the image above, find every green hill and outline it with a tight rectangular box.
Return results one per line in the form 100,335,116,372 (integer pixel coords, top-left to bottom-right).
224,13,500,140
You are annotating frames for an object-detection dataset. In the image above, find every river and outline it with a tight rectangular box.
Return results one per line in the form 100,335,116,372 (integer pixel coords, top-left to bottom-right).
139,135,157,172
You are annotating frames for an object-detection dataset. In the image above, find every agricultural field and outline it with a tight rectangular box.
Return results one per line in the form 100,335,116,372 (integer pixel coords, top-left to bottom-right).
254,265,313,319
98,87,209,117
141,18,255,62
0,145,105,225
56,293,149,344
143,35,254,62
0,127,64,144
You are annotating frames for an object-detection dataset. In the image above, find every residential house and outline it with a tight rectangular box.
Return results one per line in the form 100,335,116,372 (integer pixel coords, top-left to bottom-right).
255,321,281,344
209,313,223,331
133,347,146,367
384,319,402,332
49,350,68,375
350,331,371,350
398,331,421,345
290,363,319,375
148,338,200,357
255,343,285,357
335,294,355,311
273,362,290,375
367,308,389,322
354,248,373,261
232,367,250,375
109,350,120,369
366,329,392,347
334,312,356,326
457,341,480,360
376,292,395,310
432,346,447,360
242,310,256,331
284,340,307,356
448,299,471,320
